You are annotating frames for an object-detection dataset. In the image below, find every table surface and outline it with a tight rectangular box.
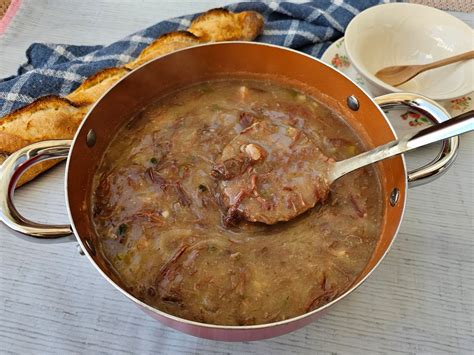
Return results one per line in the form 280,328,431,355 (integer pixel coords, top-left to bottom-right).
0,1,473,354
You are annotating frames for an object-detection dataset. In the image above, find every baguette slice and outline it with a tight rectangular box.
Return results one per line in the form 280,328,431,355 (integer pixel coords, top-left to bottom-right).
188,8,264,42
125,31,201,70
0,96,86,147
0,96,87,185
67,67,130,105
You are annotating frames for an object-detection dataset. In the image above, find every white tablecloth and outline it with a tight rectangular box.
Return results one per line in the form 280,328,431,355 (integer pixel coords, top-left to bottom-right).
0,1,473,354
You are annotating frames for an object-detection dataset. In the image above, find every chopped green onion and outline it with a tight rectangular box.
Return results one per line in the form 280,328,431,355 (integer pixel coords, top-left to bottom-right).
200,85,213,93
116,253,125,261
288,89,298,98
210,104,222,112
118,223,128,237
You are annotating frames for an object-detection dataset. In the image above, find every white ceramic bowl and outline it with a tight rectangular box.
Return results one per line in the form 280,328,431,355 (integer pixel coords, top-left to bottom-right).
345,3,474,101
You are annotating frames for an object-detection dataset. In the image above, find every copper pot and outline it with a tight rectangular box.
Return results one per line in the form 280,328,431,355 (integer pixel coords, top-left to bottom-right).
0,43,459,341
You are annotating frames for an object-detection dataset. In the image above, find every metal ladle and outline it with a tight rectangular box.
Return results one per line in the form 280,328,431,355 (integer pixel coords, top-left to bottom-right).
220,110,473,225
329,110,473,183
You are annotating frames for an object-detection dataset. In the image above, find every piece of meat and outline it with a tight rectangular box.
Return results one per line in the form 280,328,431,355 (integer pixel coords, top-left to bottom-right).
239,112,256,128
212,121,333,225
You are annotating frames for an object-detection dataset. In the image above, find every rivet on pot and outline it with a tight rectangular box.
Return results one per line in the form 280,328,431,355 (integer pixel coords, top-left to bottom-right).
86,129,96,147
347,95,360,111
76,243,85,256
390,188,400,207
84,238,96,256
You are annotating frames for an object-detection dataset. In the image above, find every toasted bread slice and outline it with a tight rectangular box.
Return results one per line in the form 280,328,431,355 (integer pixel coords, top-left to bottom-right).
0,96,87,145
126,31,201,70
127,9,264,69
188,8,264,41
0,96,85,187
67,67,130,105
0,132,30,154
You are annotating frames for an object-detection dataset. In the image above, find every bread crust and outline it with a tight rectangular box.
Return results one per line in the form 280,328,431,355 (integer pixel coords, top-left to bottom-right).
188,8,264,41
66,67,130,105
125,31,201,70
0,8,264,187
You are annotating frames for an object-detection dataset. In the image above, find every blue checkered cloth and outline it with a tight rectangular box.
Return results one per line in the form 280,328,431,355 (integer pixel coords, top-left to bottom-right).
0,0,389,117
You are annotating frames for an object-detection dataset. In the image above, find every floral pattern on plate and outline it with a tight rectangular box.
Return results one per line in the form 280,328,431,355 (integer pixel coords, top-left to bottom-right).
331,53,350,69
449,96,471,111
400,111,430,127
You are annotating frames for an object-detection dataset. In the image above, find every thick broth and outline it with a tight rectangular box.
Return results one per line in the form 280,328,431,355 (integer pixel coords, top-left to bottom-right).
92,79,383,326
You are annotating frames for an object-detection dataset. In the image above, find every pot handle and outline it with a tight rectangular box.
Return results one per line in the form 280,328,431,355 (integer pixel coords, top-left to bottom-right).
0,139,75,242
373,93,459,188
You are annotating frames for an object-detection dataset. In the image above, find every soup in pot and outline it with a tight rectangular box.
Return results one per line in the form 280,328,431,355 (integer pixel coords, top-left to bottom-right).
91,79,383,326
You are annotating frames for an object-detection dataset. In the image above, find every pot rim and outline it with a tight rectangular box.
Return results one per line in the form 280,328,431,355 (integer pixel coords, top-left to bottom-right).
64,41,408,331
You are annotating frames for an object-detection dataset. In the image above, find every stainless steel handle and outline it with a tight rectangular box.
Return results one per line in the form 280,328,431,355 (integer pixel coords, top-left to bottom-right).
373,93,460,187
0,139,75,242
331,110,473,181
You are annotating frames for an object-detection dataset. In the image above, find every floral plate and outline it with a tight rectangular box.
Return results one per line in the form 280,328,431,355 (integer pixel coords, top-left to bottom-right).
321,37,473,136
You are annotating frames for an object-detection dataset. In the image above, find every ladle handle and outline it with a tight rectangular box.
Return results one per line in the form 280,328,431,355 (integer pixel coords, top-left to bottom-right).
331,110,474,181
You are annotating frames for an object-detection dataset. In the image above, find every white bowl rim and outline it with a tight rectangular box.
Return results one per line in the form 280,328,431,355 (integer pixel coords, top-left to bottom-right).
345,2,474,101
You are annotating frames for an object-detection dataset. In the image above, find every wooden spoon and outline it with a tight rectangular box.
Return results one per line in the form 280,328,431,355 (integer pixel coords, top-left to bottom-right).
375,50,474,87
